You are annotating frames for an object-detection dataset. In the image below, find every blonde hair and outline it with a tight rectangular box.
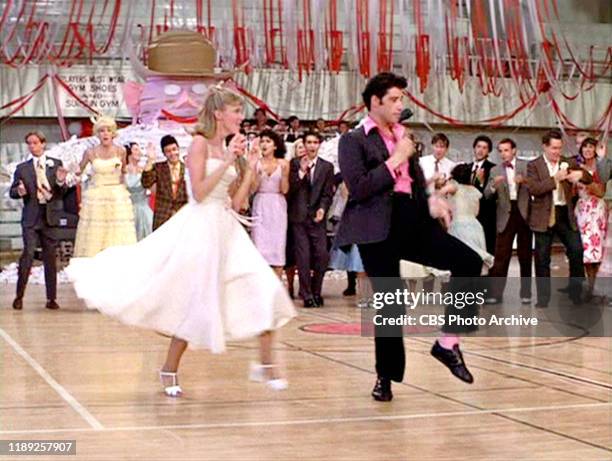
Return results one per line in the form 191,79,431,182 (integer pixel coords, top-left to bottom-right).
192,86,243,139
93,115,118,136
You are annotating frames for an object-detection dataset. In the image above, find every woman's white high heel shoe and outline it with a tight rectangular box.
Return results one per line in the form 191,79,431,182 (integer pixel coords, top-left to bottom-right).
159,371,183,397
249,362,288,390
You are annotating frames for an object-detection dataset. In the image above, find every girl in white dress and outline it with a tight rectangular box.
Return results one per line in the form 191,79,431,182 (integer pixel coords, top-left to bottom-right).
66,87,296,397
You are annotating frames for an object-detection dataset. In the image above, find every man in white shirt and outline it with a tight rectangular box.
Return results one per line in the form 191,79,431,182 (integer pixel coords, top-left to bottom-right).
419,133,456,194
484,138,532,304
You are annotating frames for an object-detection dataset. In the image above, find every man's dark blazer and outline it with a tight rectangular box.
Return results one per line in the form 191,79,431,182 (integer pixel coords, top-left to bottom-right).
468,158,497,252
468,159,497,216
526,155,592,233
287,156,335,224
483,159,531,234
9,157,67,227
335,125,429,247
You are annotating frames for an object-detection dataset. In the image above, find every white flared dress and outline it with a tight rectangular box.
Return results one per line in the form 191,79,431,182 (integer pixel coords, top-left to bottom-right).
66,158,297,352
448,184,495,270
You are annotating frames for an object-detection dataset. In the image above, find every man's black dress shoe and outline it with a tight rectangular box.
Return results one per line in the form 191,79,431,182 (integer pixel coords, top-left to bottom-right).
431,341,474,384
303,298,318,308
12,298,23,310
371,377,393,402
313,295,324,307
45,300,60,310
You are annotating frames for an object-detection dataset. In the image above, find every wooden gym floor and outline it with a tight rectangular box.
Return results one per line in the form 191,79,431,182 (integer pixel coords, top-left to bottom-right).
0,258,610,460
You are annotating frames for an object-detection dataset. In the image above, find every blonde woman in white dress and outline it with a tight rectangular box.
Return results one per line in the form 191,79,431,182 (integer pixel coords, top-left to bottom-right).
67,88,296,397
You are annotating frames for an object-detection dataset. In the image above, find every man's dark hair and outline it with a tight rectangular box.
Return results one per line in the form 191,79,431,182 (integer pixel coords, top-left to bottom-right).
362,72,408,111
160,135,179,152
498,138,516,149
431,133,450,148
303,131,323,143
473,135,493,152
287,115,299,124
542,129,563,146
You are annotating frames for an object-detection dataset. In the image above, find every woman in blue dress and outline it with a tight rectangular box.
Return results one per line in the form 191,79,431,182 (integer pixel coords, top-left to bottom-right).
124,142,153,240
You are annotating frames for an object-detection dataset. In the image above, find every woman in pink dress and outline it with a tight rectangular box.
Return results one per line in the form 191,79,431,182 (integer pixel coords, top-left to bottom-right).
250,129,290,277
575,137,608,300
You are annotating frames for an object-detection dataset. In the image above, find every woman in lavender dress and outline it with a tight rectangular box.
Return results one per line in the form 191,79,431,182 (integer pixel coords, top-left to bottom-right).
250,129,289,277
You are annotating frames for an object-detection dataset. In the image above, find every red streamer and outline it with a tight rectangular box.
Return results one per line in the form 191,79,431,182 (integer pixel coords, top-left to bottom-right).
402,89,538,127
0,92,40,125
230,80,281,121
0,75,49,110
160,110,198,124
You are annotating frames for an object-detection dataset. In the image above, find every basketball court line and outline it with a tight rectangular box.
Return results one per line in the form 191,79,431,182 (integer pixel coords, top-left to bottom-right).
465,349,612,390
0,401,609,436
289,339,612,452
408,336,612,390
0,327,104,430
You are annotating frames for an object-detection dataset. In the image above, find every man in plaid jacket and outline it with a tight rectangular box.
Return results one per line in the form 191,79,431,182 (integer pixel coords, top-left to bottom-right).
142,135,188,230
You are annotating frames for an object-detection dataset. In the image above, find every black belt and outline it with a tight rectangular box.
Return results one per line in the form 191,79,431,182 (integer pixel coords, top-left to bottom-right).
393,192,415,200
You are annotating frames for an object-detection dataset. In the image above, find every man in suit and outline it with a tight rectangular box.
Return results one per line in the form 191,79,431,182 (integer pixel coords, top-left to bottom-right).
337,73,483,402
284,115,303,143
288,131,335,307
142,135,188,230
484,138,532,304
527,129,592,307
9,131,67,310
468,135,497,254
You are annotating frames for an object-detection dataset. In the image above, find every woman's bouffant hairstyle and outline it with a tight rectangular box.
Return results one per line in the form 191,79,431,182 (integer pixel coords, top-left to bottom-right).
93,115,118,136
192,86,244,139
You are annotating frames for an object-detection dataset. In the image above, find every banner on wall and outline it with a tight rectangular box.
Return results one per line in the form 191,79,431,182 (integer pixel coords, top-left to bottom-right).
59,74,127,113
1,64,136,118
